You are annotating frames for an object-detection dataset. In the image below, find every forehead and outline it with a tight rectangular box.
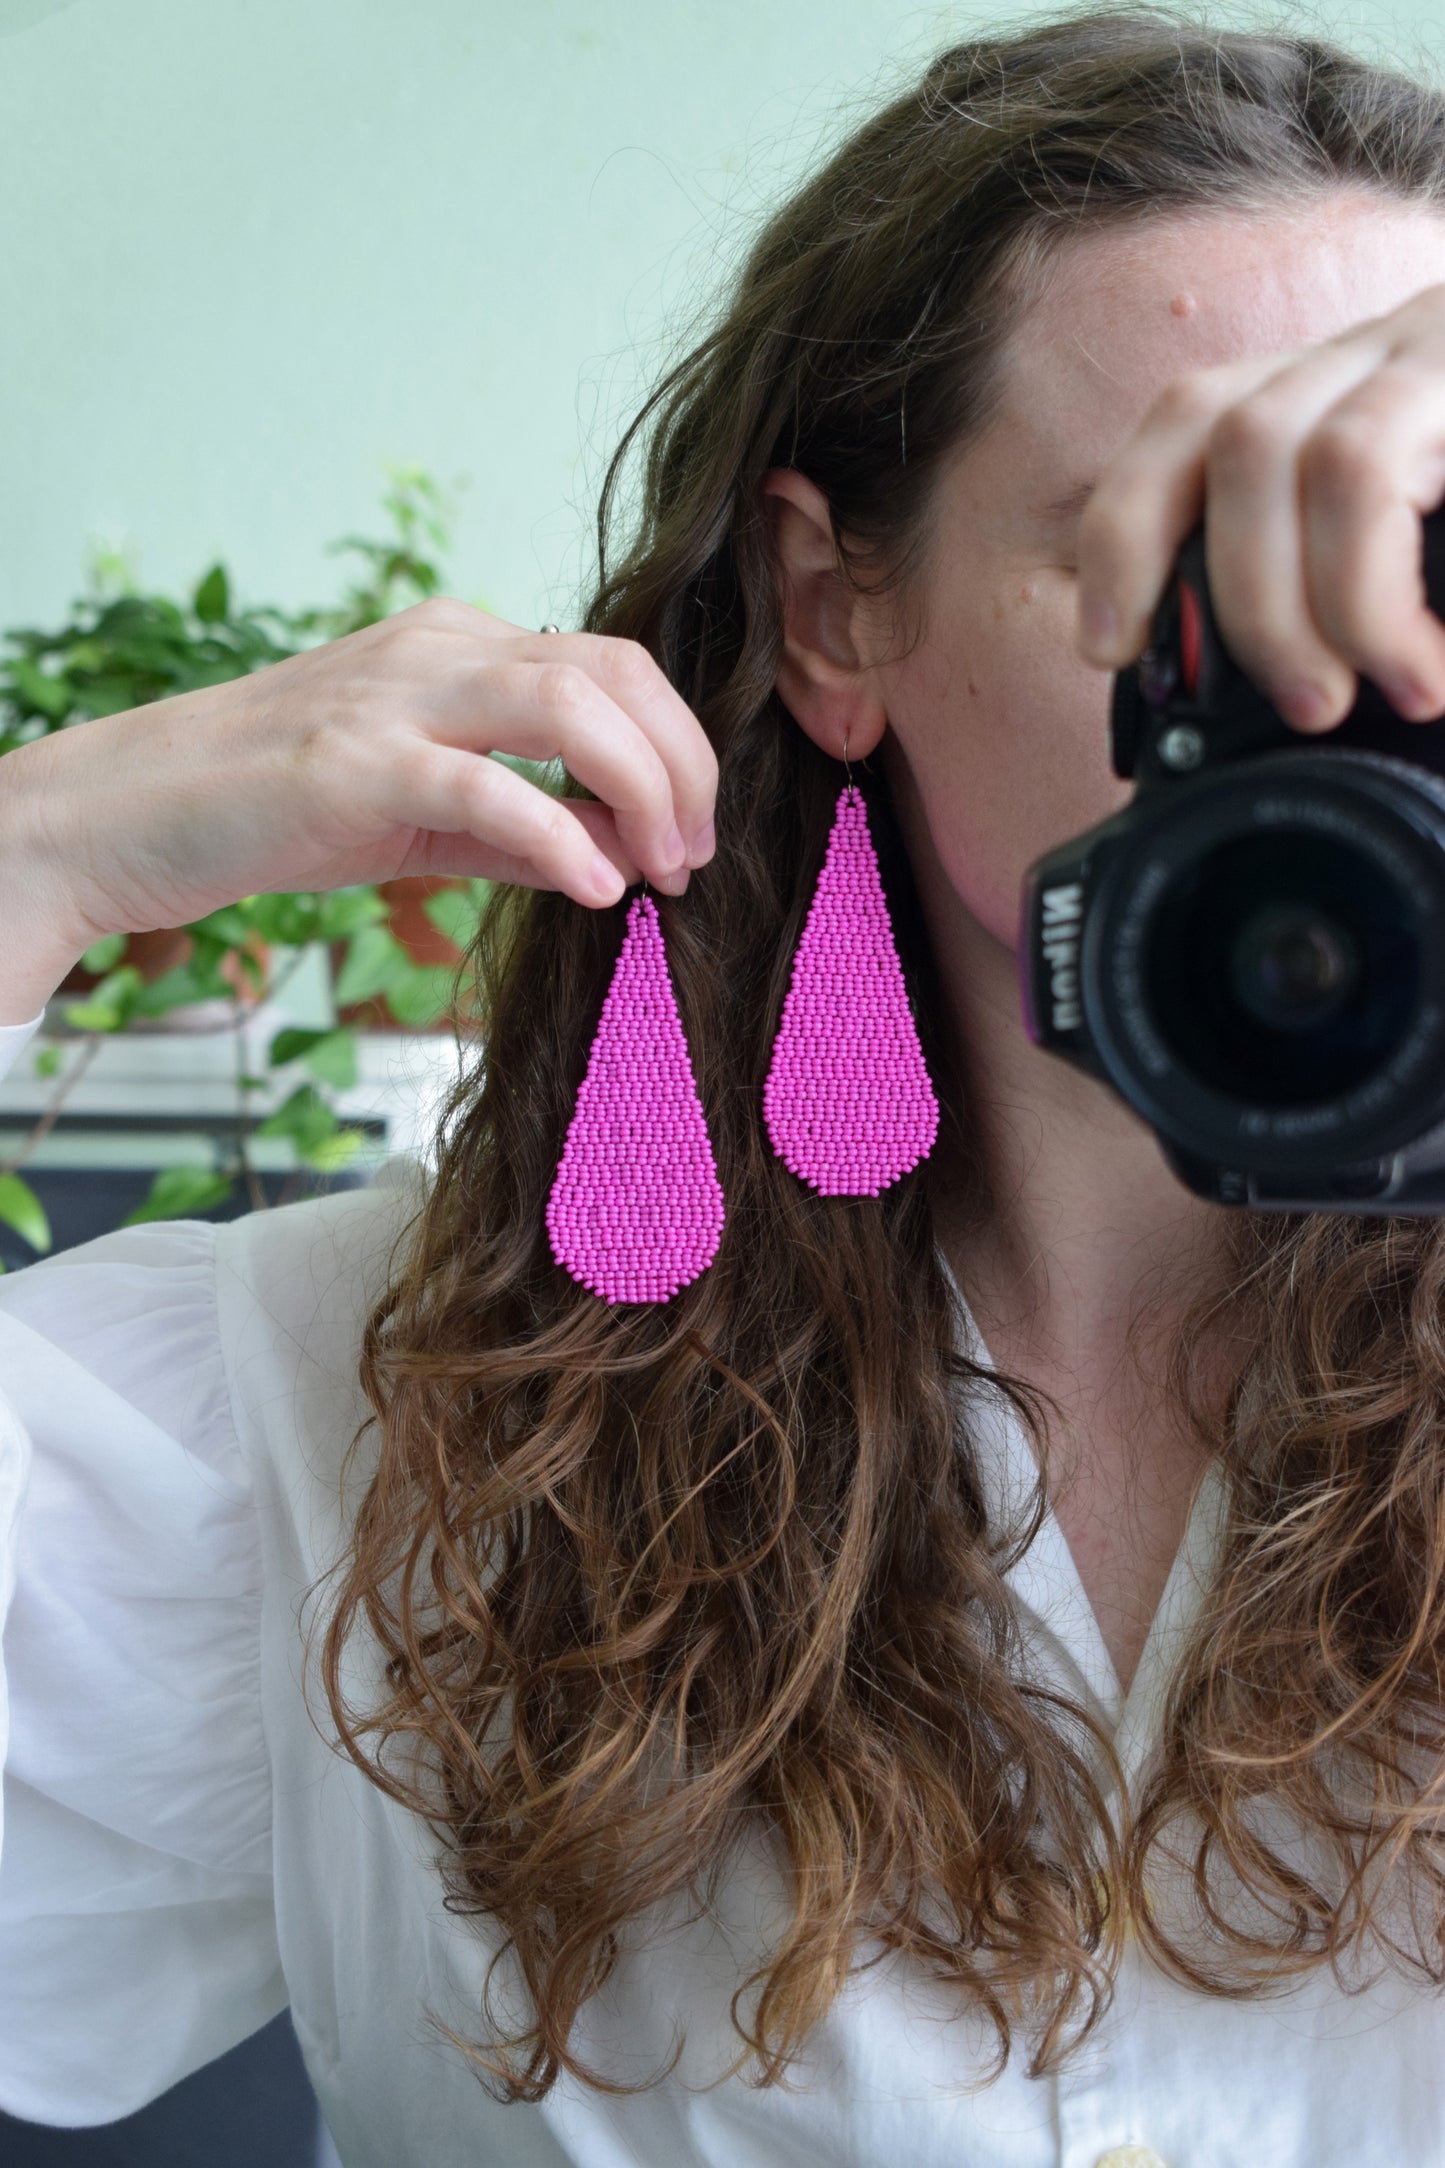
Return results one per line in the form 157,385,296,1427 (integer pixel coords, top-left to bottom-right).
973,195,1445,505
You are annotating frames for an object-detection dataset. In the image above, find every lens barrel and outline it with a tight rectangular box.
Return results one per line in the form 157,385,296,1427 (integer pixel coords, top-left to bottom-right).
1081,750,1445,1171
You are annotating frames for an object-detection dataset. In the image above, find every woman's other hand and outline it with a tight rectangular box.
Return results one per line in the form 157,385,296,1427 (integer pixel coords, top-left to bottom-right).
1072,278,1445,734
0,603,719,968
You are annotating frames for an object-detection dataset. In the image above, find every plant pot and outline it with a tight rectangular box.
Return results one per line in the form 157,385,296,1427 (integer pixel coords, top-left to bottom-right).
55,926,272,1034
330,874,472,1033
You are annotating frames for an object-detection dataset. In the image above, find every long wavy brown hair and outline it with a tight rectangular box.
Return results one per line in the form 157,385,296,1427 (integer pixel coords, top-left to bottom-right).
312,3,1445,2102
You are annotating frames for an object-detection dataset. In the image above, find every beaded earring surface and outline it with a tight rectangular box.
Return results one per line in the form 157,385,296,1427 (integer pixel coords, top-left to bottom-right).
546,891,726,1305
763,782,939,1193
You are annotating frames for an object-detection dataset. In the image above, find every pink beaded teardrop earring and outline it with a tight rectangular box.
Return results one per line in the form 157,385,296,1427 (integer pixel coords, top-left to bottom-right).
762,734,939,1193
542,619,723,1306
545,879,726,1306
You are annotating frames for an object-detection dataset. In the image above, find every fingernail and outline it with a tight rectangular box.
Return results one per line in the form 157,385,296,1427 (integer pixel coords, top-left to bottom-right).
687,818,716,866
661,821,687,872
1382,670,1441,719
1274,680,1333,731
1080,593,1119,656
657,864,690,895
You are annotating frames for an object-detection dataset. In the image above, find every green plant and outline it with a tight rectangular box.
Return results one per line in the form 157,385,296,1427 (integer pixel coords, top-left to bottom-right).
0,467,500,1264
0,466,456,749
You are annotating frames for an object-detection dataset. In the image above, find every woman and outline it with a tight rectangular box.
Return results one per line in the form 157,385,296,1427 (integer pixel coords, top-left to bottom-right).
3,9,1445,2162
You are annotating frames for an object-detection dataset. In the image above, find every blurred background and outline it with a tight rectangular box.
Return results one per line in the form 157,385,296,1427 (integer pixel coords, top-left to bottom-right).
1,0,984,635
2,0,1443,2161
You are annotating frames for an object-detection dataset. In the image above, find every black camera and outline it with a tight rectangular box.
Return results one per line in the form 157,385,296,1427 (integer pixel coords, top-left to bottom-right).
1020,510,1445,1210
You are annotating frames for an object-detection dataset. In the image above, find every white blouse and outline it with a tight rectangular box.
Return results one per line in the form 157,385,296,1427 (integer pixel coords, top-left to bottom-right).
1,1004,1443,2168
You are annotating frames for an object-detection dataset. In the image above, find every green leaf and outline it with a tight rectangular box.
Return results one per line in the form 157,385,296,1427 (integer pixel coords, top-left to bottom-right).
422,887,483,950
301,1125,367,1174
121,1166,235,1225
129,958,231,1016
255,1083,337,1153
59,999,123,1031
301,1027,358,1088
92,595,169,641
170,655,249,694
7,655,74,720
190,902,255,947
79,931,128,974
246,891,319,945
32,1046,61,1077
267,1025,328,1067
383,960,457,1029
71,679,150,720
267,1025,357,1089
0,1171,51,1252
60,639,108,674
90,594,177,641
192,564,230,623
84,542,140,596
60,964,144,1031
333,923,410,1006
316,886,388,940
184,927,230,967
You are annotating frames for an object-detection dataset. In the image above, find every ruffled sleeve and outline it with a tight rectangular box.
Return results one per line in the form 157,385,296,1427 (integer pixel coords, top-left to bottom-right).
0,1005,47,1083
0,1211,283,2126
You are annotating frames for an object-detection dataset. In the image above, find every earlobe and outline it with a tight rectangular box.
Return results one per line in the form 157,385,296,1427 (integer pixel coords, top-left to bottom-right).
760,468,889,760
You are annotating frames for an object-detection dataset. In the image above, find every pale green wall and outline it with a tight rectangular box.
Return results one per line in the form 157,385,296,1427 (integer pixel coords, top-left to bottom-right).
2,0,1442,636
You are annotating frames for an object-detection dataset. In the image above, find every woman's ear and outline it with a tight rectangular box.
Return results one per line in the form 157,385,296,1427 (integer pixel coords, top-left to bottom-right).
760,469,888,760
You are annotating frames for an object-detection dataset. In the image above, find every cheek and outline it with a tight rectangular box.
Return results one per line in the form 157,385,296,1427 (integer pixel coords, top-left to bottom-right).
889,585,1130,948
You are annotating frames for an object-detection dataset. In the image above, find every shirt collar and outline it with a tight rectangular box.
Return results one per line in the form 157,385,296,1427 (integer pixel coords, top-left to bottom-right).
935,1241,1228,1793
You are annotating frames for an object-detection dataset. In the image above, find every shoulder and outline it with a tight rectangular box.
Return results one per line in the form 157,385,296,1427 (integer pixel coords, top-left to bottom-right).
0,1152,432,1629
211,1153,431,1568
0,1208,239,1509
213,1152,429,1378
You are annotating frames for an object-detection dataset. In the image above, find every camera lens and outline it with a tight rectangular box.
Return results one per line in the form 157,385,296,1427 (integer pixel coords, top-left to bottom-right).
1229,904,1361,1030
1146,828,1419,1106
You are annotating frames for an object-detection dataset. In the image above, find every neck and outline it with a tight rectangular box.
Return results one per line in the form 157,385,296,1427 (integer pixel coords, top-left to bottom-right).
886,758,1237,1409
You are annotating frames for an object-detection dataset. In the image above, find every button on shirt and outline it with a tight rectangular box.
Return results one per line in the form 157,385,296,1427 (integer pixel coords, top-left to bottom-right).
1,1005,1444,2165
